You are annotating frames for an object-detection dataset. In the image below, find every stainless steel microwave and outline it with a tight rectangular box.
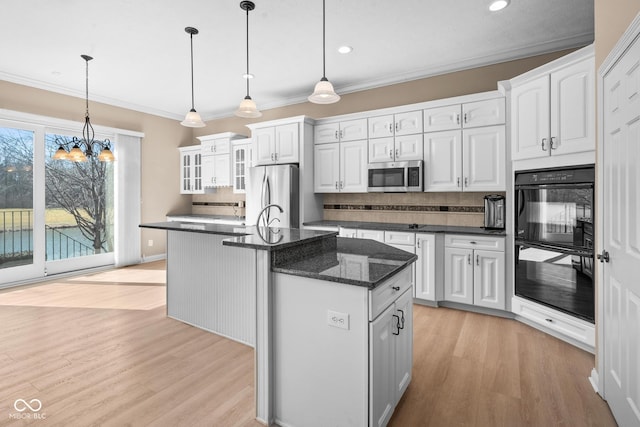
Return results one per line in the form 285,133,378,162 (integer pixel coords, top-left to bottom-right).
367,160,423,192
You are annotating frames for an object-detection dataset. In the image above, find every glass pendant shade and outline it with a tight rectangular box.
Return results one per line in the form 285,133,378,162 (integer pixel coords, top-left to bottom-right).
180,108,206,127
69,145,88,162
235,96,262,118
53,146,69,160
98,147,115,162
308,77,340,104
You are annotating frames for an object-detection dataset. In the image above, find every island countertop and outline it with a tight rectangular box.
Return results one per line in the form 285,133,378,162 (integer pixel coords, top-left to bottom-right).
304,219,506,236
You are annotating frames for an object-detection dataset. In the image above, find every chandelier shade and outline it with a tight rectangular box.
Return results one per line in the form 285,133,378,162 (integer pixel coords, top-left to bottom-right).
235,1,262,118
308,0,340,104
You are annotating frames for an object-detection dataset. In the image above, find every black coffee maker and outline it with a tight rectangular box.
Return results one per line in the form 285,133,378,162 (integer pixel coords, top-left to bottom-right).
484,195,505,229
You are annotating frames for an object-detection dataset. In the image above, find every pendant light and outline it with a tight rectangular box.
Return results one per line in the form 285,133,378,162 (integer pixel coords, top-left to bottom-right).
308,0,340,104
53,55,115,162
180,26,206,128
235,1,262,118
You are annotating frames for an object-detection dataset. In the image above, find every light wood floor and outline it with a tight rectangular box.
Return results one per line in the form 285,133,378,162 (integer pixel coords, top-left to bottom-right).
0,261,616,426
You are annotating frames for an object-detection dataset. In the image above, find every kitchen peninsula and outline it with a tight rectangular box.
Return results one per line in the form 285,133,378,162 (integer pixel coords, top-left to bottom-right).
139,221,417,426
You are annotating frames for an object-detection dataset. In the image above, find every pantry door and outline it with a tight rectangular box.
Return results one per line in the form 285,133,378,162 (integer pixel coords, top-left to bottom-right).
601,22,640,427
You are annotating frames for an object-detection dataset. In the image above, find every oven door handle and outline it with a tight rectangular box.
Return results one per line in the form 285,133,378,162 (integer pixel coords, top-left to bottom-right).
514,183,594,190
516,240,594,258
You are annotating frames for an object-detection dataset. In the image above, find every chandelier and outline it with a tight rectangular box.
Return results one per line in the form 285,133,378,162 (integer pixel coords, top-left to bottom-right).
53,55,115,162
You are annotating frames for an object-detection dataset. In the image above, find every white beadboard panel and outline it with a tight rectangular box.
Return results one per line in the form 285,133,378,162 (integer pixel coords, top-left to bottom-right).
167,230,256,347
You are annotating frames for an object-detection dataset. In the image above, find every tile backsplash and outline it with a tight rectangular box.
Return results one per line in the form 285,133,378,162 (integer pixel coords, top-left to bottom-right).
190,189,505,228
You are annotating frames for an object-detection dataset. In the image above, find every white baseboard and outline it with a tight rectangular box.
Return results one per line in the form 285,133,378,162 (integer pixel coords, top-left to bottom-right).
141,253,166,263
589,368,600,395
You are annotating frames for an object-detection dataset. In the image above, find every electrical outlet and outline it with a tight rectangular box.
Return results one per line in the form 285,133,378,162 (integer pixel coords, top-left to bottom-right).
148,239,154,247
238,200,245,208
327,310,349,330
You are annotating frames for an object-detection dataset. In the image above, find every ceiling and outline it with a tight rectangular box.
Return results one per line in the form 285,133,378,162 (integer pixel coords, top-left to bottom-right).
1,0,594,121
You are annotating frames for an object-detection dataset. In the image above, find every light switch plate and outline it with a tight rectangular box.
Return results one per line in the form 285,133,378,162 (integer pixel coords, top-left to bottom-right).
327,310,349,330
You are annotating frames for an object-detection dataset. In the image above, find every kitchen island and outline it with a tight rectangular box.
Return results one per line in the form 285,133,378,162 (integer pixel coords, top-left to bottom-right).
139,221,416,426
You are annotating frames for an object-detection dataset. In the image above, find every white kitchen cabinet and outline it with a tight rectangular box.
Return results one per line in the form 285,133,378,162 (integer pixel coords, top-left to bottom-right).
314,118,368,144
252,122,299,165
424,125,505,192
370,287,412,427
415,233,437,301
314,140,367,193
511,49,595,161
232,139,252,193
273,267,413,427
423,98,505,132
444,234,505,310
178,146,203,194
339,227,357,238
198,132,246,189
357,229,385,242
368,111,423,163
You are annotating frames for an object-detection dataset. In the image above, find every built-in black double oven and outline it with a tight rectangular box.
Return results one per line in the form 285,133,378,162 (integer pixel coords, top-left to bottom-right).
515,165,595,323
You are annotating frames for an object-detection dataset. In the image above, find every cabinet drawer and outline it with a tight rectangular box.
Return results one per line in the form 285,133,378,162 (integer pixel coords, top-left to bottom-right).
384,231,415,246
512,297,595,347
369,267,412,321
357,229,385,242
444,234,505,251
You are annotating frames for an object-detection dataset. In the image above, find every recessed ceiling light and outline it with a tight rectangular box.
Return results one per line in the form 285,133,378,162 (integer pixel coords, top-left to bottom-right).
489,0,509,12
242,73,254,79
338,46,353,54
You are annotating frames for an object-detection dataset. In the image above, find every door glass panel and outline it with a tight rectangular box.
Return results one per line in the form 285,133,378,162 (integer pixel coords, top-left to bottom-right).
0,127,34,270
44,133,114,261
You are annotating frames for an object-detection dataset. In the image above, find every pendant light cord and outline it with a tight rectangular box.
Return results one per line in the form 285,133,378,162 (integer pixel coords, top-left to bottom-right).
322,0,326,79
246,6,250,97
189,32,196,110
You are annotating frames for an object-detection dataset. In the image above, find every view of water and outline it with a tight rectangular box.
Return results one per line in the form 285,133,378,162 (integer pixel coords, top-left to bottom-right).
0,226,99,261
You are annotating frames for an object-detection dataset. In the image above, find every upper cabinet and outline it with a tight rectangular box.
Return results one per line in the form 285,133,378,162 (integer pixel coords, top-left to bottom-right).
314,140,368,193
252,122,299,165
368,110,423,163
423,98,505,132
314,118,368,144
178,146,203,194
197,132,245,188
232,139,252,194
511,46,595,161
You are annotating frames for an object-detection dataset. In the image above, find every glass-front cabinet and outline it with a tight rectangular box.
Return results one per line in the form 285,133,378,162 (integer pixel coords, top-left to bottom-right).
232,139,252,193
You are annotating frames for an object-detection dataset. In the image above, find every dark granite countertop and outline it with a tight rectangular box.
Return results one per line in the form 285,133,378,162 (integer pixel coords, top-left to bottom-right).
303,220,506,236
139,221,338,251
272,237,417,289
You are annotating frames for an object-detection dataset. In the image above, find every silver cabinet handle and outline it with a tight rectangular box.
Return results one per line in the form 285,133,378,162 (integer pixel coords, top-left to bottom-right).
476,254,479,266
550,137,557,150
395,148,399,159
335,130,339,140
468,254,471,265
271,153,275,161
464,113,468,123
389,149,394,159
417,239,421,249
456,114,460,125
275,153,279,161
395,122,399,132
464,177,468,187
340,181,344,189
335,181,338,190
388,123,393,134
541,138,547,151
457,177,461,187
340,130,344,138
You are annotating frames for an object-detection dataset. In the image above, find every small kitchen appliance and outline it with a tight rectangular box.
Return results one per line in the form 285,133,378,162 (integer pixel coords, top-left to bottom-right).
483,194,505,229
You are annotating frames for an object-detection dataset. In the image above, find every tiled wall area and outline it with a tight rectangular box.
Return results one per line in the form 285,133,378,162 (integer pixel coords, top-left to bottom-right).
322,192,505,227
191,188,245,218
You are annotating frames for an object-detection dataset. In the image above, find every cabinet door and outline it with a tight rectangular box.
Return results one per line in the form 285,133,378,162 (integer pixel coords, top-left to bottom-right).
202,155,215,187
232,144,250,193
356,229,384,242
369,137,395,163
424,130,462,192
550,58,595,155
511,75,550,160
340,118,368,142
394,289,413,401
314,143,340,193
340,140,368,192
415,234,436,301
253,127,276,165
462,125,505,191
423,104,461,132
212,138,230,154
473,249,506,310
462,98,506,128
369,304,396,427
213,154,231,187
339,227,357,238
180,150,192,193
394,110,423,136
395,134,424,161
444,247,473,305
369,115,394,139
275,123,299,163
314,123,340,144
193,152,203,193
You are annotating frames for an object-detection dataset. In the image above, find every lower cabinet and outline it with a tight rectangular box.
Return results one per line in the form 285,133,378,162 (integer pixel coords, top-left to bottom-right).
444,234,505,310
370,288,413,427
415,233,438,301
273,267,413,427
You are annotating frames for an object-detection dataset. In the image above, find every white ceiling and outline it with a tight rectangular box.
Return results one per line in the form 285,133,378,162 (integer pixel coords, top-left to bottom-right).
1,0,593,121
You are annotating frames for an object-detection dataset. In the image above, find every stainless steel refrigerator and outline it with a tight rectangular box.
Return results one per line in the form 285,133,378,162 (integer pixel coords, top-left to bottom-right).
246,164,299,228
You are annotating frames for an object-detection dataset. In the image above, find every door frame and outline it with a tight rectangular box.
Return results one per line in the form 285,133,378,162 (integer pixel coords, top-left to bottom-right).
594,10,640,397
